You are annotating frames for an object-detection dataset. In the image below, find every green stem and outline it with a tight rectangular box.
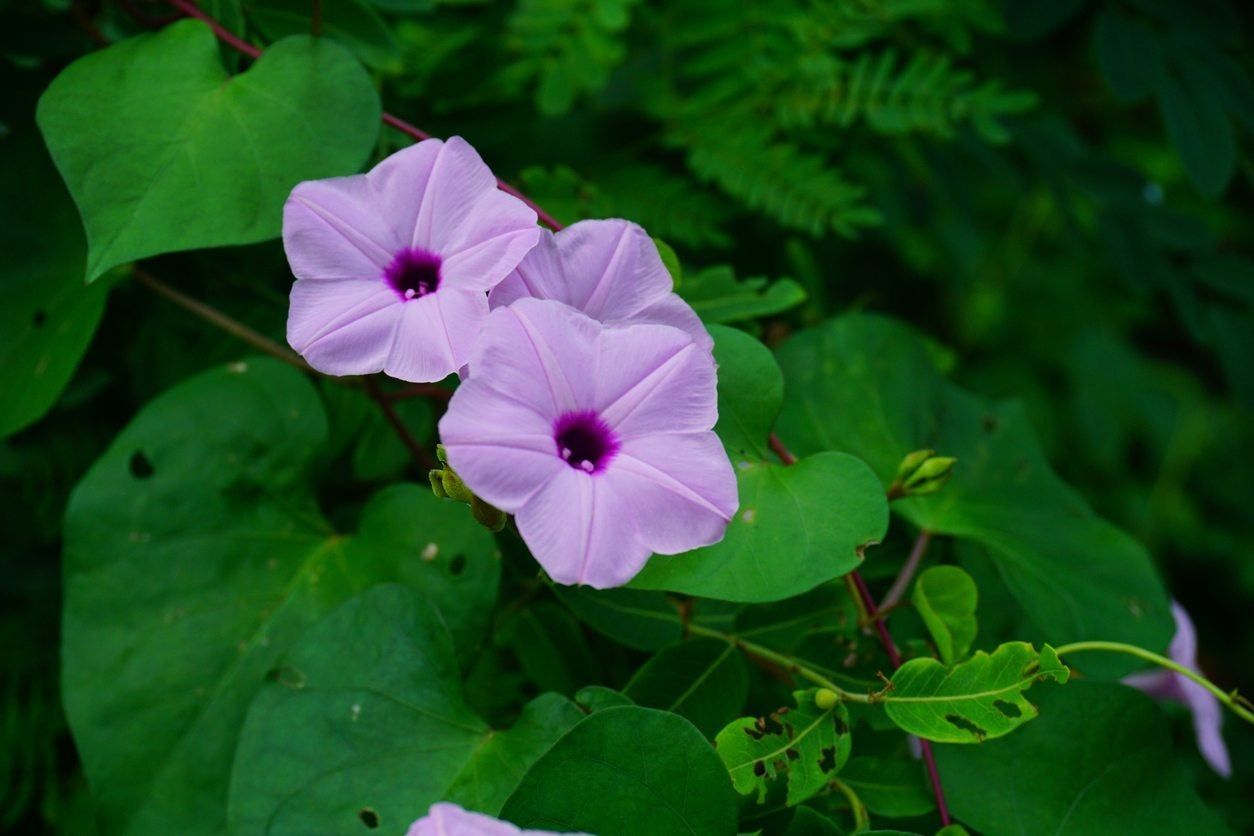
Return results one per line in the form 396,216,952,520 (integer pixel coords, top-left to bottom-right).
687,623,874,704
831,778,870,832
1054,641,1254,727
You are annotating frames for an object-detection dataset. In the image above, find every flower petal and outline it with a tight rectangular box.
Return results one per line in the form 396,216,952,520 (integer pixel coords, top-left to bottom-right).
440,189,542,292
367,137,538,289
595,324,718,439
634,292,714,352
407,803,525,836
516,467,650,588
469,298,601,416
383,289,488,383
440,380,563,510
287,278,399,376
283,177,398,280
613,431,738,554
1181,677,1232,777
489,219,671,320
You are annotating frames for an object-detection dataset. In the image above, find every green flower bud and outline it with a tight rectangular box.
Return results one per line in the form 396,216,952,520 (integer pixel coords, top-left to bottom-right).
429,444,508,531
889,449,957,499
814,688,840,710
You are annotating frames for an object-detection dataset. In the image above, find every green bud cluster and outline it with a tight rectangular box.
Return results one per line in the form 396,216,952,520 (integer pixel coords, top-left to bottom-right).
888,449,957,499
429,444,508,532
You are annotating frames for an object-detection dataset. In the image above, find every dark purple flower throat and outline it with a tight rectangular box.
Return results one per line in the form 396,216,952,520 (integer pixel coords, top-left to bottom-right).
384,247,442,301
554,410,619,474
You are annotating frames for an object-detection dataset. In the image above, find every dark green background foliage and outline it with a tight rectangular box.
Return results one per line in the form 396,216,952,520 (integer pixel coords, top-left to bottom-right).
2,0,1253,833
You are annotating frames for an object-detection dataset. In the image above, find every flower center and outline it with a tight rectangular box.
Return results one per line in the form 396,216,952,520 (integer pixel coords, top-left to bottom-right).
384,247,442,301
553,410,619,474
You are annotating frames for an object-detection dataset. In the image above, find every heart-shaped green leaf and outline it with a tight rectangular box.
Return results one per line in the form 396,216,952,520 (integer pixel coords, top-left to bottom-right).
501,706,738,835
939,683,1234,834
623,638,749,737
62,359,498,836
883,642,1069,743
632,325,889,602
229,585,584,832
37,20,380,281
0,70,106,438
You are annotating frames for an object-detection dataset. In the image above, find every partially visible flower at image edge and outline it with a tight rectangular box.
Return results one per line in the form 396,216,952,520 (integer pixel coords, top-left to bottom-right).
439,298,738,588
407,802,577,835
283,136,540,382
488,218,712,351
1124,601,1231,777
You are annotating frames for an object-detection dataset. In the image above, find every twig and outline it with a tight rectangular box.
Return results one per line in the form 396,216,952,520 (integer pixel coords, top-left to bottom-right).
849,569,952,826
363,378,436,471
134,267,309,372
767,428,952,826
882,529,933,609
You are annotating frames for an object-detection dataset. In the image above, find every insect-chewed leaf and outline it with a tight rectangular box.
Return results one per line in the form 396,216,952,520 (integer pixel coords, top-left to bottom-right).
884,642,1069,743
912,565,978,665
715,689,852,806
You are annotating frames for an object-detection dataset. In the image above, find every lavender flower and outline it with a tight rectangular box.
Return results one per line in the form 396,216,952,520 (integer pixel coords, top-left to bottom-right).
283,137,540,382
439,298,737,588
406,803,570,835
488,219,711,351
1125,602,1231,777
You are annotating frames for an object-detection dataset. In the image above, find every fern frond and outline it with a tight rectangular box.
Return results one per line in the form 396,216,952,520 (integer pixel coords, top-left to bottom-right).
504,0,641,115
677,121,881,237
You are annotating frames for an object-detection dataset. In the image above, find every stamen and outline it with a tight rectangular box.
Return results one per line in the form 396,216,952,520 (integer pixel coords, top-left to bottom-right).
553,410,620,474
383,247,442,301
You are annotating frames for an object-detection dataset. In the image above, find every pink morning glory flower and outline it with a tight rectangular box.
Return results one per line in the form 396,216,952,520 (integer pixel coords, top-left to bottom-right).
1124,602,1231,777
438,298,737,588
283,137,541,382
488,218,712,351
406,803,572,835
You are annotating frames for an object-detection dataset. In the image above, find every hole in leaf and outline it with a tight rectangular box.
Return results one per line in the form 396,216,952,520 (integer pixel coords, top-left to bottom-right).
32,309,47,328
945,714,986,740
818,746,837,773
752,761,766,777
448,554,466,576
833,715,848,735
993,699,1022,718
266,665,306,689
785,747,800,761
129,451,154,479
358,808,380,829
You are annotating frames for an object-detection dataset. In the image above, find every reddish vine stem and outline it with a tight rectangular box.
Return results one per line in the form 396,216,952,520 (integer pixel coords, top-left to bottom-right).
882,529,933,609
162,0,565,232
770,432,952,827
364,378,436,471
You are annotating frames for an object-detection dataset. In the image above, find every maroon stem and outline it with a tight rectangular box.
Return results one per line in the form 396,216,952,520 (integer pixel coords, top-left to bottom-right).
165,0,261,57
770,432,952,826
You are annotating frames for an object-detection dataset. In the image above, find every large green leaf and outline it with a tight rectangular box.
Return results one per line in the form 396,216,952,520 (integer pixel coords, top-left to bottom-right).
716,689,852,807
623,638,749,737
229,585,583,831
633,326,889,602
912,565,978,665
61,359,497,836
938,683,1234,834
838,756,934,818
883,642,1068,743
501,706,738,835
553,585,684,651
37,20,380,281
775,314,1174,664
0,69,105,438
